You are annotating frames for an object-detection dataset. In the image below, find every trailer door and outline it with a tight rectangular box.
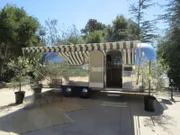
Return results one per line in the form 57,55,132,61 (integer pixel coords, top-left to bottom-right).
89,50,104,88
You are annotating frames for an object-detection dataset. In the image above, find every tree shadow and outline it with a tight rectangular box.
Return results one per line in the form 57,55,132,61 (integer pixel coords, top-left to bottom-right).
89,93,175,135
0,89,66,134
161,99,173,105
126,95,175,135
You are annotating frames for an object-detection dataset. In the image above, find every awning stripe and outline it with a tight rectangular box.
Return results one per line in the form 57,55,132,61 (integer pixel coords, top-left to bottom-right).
22,41,140,65
23,41,138,53
74,52,83,65
66,52,73,65
84,51,89,60
78,52,84,64
69,52,77,65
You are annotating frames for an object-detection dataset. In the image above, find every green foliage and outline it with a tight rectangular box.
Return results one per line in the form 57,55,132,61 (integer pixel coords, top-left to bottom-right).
81,19,105,43
137,58,168,93
111,15,129,41
29,55,47,85
0,4,42,78
127,19,139,40
85,30,104,43
129,0,158,43
37,25,46,44
158,33,180,87
157,0,180,87
163,0,180,29
0,68,15,82
103,16,139,42
81,19,106,35
81,16,139,43
7,56,32,91
0,4,40,53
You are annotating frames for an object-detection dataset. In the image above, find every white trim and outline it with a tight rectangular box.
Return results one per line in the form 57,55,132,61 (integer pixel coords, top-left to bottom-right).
107,94,121,97
90,67,103,72
89,82,104,88
105,88,122,91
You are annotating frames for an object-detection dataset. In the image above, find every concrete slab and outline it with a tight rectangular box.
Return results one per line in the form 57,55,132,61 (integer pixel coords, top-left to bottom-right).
23,97,134,135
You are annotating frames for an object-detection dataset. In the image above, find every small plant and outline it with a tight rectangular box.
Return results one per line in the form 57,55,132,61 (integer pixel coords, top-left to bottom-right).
137,56,169,112
138,57,169,95
8,56,32,91
29,57,47,88
8,56,32,104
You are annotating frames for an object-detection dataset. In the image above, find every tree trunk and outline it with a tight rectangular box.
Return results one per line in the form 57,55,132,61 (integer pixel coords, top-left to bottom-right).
19,81,21,92
171,88,173,99
0,44,9,77
149,59,151,96
0,61,4,77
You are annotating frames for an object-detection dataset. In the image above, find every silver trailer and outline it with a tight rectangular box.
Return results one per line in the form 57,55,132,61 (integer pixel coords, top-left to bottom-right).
22,40,157,97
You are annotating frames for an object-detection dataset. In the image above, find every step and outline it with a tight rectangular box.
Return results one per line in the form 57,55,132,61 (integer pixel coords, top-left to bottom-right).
107,93,121,97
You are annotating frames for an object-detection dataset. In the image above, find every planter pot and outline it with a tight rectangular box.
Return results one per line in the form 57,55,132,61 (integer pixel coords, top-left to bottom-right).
31,83,42,88
49,83,54,88
15,91,25,104
33,87,42,95
49,83,59,88
139,86,145,92
144,95,156,112
38,84,43,88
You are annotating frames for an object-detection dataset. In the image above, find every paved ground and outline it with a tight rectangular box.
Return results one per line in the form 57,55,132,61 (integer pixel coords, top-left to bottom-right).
0,87,180,135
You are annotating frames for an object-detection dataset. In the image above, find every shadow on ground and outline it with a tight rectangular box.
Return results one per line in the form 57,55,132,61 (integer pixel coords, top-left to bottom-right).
0,90,173,135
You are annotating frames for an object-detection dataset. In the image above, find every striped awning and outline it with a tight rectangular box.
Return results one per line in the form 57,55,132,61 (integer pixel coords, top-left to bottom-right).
22,41,140,65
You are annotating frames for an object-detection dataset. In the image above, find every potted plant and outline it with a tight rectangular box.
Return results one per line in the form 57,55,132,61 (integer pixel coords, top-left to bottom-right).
30,72,43,95
29,58,47,95
8,56,31,104
141,58,168,112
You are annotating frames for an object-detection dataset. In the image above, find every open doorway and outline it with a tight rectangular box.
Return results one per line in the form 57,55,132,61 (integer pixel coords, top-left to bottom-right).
106,50,122,88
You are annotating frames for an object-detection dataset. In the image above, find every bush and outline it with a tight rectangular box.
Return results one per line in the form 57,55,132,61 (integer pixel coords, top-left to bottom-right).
0,68,15,82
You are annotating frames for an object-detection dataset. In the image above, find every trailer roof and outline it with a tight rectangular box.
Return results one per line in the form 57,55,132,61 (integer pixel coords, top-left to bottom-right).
22,41,140,65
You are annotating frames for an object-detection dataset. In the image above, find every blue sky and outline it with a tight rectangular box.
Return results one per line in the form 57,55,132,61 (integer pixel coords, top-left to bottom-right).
0,0,169,33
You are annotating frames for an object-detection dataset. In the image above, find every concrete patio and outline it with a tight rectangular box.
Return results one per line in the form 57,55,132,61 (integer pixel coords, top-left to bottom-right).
0,87,180,135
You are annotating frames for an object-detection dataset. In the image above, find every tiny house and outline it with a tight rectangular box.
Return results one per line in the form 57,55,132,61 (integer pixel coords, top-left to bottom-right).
22,40,157,98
